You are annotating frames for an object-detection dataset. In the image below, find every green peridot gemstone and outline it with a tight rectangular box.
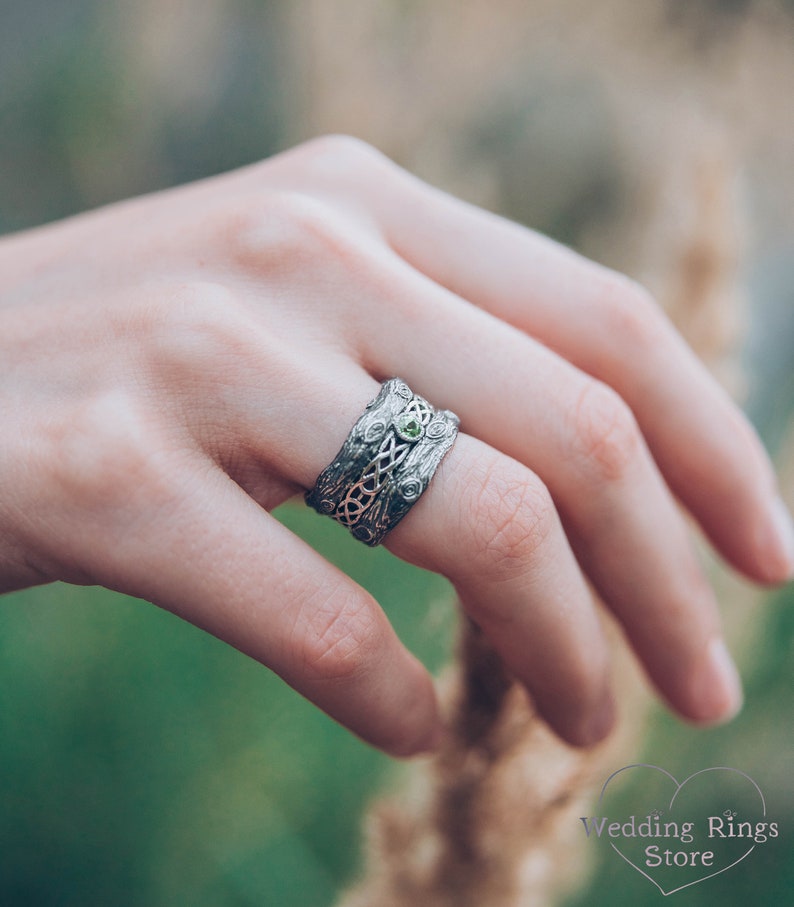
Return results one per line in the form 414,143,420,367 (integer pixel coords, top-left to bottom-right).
396,412,423,441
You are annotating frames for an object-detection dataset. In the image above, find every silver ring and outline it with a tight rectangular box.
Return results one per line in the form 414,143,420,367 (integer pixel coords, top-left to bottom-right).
305,378,459,546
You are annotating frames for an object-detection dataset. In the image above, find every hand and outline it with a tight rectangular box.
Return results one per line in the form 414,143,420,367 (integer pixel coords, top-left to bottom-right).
1,135,791,756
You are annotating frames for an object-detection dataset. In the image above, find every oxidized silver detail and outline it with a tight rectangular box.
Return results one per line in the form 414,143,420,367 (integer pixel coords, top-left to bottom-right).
396,476,423,501
363,419,388,444
305,378,459,546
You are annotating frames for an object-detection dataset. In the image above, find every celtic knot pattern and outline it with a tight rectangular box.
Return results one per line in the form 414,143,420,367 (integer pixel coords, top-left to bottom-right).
337,432,412,526
306,378,459,546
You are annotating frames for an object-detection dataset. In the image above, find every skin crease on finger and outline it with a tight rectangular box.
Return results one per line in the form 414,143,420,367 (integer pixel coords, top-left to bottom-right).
0,134,791,757
357,163,794,586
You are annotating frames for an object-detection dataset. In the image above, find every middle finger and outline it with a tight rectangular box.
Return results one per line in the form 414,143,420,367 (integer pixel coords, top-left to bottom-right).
357,260,742,726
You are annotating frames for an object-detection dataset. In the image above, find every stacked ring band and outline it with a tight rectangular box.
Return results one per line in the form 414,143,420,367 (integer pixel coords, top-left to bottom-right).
305,378,460,546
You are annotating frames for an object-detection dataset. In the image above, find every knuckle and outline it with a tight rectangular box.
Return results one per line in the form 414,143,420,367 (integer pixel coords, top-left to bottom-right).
467,454,555,580
594,273,664,350
141,279,259,378
570,381,641,482
41,391,170,514
298,133,387,175
297,587,379,683
227,189,369,280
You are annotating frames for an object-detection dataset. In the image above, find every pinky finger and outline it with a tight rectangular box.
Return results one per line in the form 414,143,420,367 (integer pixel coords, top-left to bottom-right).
90,464,442,757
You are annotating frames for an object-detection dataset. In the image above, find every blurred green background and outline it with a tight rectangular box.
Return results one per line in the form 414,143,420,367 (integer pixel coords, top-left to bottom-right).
0,508,456,906
1,1,792,905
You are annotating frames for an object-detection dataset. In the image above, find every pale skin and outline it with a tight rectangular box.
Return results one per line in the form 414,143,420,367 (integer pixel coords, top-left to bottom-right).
1,135,792,756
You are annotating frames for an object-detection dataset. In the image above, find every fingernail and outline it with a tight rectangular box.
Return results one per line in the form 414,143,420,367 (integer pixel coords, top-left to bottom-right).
424,721,446,753
397,719,445,758
767,496,794,581
692,639,743,725
583,694,616,745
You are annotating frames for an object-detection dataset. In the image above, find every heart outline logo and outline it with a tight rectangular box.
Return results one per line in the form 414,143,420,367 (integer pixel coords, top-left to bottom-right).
596,763,766,896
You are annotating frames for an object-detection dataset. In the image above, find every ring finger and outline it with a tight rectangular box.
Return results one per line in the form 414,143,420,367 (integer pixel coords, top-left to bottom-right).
219,352,616,747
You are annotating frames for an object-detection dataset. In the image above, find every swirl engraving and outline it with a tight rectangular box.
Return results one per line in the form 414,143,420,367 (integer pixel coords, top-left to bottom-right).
397,476,423,501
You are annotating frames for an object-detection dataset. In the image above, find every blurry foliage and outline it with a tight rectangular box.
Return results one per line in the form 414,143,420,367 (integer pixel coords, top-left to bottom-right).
0,505,455,906
565,581,794,907
0,0,291,231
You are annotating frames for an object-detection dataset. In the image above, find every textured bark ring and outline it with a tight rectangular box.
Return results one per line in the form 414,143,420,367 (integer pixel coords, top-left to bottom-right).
305,378,459,546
